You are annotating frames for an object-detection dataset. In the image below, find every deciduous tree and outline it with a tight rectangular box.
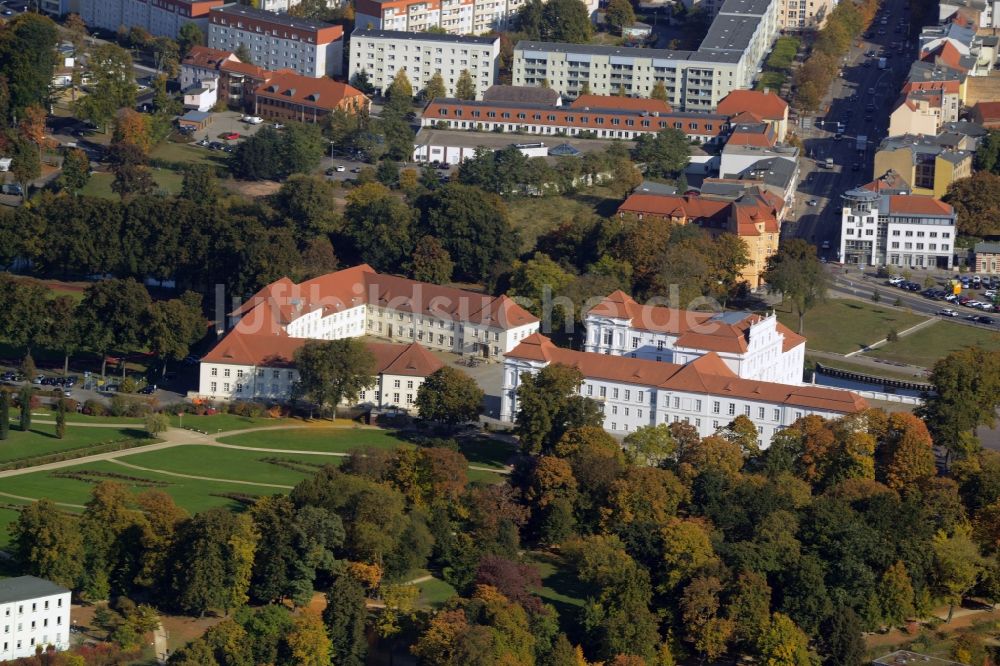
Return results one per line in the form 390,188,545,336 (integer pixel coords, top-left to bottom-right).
74,43,136,131
632,128,690,179
292,338,377,417
605,0,637,33
9,499,84,588
762,239,827,333
515,363,602,454
59,148,90,193
409,234,454,284
455,69,477,100
423,71,446,101
324,575,368,666
415,366,484,425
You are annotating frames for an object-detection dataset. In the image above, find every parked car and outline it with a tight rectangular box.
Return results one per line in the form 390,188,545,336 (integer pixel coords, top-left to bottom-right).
139,384,156,395
241,116,264,125
222,132,241,140
807,199,818,206
938,309,958,317
977,316,995,325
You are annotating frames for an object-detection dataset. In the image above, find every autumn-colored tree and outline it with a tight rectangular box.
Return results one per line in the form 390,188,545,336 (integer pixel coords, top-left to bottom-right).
877,412,935,491
680,576,733,660
878,561,915,625
18,104,47,156
285,611,330,666
112,108,152,155
932,524,983,621
623,423,676,467
601,466,685,535
727,570,772,650
722,414,761,457
676,435,743,482
755,612,811,666
660,517,719,591
524,455,579,508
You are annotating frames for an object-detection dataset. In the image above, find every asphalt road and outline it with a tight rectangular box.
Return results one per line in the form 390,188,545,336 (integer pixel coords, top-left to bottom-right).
787,0,914,256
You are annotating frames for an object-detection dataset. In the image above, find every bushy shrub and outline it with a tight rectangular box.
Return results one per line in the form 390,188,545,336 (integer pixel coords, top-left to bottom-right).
110,394,152,417
83,399,108,416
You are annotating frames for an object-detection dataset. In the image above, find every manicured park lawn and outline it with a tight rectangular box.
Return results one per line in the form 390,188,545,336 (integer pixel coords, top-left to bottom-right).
863,320,1000,367
120,445,335,487
0,507,24,547
170,413,305,433
80,170,183,199
0,423,146,464
415,576,457,609
776,299,927,354
220,428,515,469
219,427,409,452
150,141,228,168
529,552,587,635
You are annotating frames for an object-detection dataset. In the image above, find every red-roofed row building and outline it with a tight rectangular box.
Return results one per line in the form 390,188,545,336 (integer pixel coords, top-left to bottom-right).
617,188,782,289
500,319,865,445
198,265,539,405
180,46,370,121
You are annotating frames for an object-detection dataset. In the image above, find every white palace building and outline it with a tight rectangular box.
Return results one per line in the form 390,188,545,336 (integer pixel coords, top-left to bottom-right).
500,292,866,446
197,265,539,406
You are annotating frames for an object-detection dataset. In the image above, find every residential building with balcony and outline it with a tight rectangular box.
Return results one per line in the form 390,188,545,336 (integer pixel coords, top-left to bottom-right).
512,0,780,110
208,4,344,78
348,30,499,100
839,187,957,269
354,0,597,35
79,0,222,39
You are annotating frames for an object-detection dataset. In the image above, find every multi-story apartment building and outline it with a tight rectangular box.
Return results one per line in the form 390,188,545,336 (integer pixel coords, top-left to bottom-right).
500,333,865,443
257,0,345,12
79,0,222,40
253,70,369,123
197,264,539,402
348,30,499,100
207,4,344,78
839,187,957,269
355,0,598,35
583,291,805,384
778,0,834,30
420,97,730,142
0,577,71,661
512,0,780,110
874,132,976,198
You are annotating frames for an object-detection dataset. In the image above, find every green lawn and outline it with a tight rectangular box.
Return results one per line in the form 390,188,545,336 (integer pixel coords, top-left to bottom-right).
766,36,800,70
529,552,587,635
0,507,25,547
777,299,928,354
756,71,787,91
171,413,304,433
863,320,1000,367
80,170,184,199
218,427,410,452
415,576,457,609
507,187,622,253
0,423,146,464
150,141,228,168
118,445,336,487
220,428,515,471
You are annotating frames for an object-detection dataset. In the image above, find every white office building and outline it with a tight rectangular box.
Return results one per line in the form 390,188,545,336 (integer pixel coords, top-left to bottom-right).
207,5,345,78
512,0,780,110
349,30,499,100
839,187,957,269
500,333,866,443
584,291,806,385
0,577,71,661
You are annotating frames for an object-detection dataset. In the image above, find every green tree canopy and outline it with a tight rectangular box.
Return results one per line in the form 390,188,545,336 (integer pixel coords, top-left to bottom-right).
762,239,827,333
293,338,377,416
632,128,690,179
415,366,484,425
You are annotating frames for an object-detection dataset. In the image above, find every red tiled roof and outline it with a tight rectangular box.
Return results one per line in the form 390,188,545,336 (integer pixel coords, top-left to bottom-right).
182,45,234,71
902,80,961,95
220,59,273,80
921,41,966,70
256,71,368,111
508,334,865,412
618,193,730,220
569,94,671,114
587,291,716,335
974,101,1000,122
202,327,440,377
887,195,954,215
716,90,789,121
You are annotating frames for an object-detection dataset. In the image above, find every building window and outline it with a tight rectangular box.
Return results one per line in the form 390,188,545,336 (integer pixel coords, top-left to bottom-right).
695,399,702,411
600,386,607,397
613,388,619,399
673,397,680,409
632,336,639,348
713,401,720,414
210,382,217,392
210,367,217,376
729,403,736,415
744,405,750,416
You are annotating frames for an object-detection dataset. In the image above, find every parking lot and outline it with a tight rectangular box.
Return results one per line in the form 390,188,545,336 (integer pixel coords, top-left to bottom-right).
187,111,270,149
887,275,1000,325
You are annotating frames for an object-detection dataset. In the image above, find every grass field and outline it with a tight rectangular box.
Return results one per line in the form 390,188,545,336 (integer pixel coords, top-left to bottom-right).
529,552,587,635
863,319,1000,367
0,507,24,547
755,72,787,91
507,187,621,253
150,142,228,168
219,428,515,469
0,423,145,464
766,36,800,69
415,576,458,609
777,299,928,354
170,413,306,433
119,445,334,487
80,170,184,199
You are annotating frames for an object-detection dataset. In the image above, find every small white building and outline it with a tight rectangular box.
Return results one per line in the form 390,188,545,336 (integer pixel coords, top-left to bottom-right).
500,333,867,444
0,576,72,661
183,78,219,112
349,29,499,101
584,291,806,386
839,187,957,269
